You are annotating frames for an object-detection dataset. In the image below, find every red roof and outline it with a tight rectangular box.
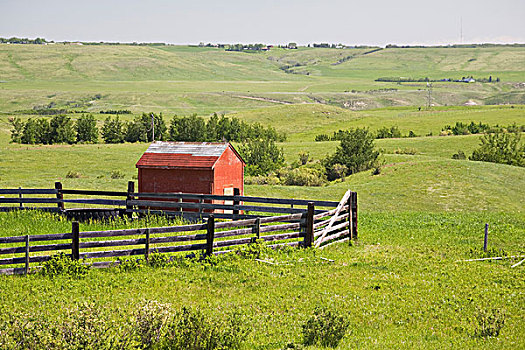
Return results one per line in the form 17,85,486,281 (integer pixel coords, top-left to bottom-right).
136,142,244,169
136,152,219,169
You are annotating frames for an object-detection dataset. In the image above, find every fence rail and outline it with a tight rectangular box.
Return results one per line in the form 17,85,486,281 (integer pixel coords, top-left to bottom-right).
0,181,340,220
0,188,357,275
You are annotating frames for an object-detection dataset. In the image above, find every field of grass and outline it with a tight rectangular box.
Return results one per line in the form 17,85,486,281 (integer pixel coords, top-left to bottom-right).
1,44,525,116
0,211,523,349
0,44,524,348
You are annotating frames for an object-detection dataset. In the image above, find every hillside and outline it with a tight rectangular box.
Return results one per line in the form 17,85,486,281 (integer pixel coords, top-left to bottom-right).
1,44,525,115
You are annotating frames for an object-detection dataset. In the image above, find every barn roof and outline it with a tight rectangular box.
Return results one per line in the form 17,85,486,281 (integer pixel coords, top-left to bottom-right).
136,141,244,169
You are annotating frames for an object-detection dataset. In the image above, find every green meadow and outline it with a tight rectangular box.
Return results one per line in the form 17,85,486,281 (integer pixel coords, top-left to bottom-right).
0,44,524,349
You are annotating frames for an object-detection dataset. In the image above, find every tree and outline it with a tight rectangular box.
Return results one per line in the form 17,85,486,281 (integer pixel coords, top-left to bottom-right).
49,115,75,144
470,131,524,167
169,115,206,142
238,138,285,176
102,116,124,143
21,118,39,144
9,117,24,143
324,128,380,180
76,114,98,143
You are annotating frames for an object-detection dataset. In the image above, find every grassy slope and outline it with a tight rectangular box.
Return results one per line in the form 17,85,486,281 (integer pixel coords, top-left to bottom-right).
1,45,524,115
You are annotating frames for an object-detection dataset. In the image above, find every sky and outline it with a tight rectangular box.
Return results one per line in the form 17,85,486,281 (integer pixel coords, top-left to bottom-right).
1,0,524,46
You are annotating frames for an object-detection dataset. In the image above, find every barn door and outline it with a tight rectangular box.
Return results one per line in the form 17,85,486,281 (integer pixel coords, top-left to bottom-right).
224,187,234,214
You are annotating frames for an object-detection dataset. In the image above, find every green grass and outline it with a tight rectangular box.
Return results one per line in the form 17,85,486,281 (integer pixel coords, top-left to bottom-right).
0,44,524,348
0,211,523,348
1,44,524,115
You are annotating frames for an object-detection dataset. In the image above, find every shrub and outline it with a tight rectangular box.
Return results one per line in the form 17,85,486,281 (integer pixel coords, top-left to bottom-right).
110,170,125,179
452,150,466,159
315,133,330,141
302,307,349,348
134,300,172,348
470,131,524,167
148,250,171,268
66,170,82,178
116,258,144,271
278,166,327,186
298,151,310,165
325,163,347,181
393,147,418,155
162,307,248,350
376,125,401,139
323,128,380,179
475,308,506,337
40,253,90,278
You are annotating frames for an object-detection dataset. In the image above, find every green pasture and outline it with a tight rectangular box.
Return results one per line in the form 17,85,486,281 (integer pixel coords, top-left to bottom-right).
1,44,525,115
0,44,524,348
0,211,523,348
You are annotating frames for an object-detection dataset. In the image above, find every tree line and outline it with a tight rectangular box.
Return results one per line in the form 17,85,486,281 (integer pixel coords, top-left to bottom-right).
9,113,286,145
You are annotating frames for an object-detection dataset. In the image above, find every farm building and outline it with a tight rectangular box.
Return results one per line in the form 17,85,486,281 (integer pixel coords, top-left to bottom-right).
135,141,245,197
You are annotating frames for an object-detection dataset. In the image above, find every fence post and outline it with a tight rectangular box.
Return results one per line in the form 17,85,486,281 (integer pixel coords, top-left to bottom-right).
55,182,64,212
19,187,23,209
347,193,352,244
233,188,240,220
252,217,261,243
126,181,134,219
483,223,489,252
351,192,358,240
71,221,80,260
304,202,314,248
145,228,150,261
178,192,183,214
198,198,204,217
206,215,215,256
24,235,30,275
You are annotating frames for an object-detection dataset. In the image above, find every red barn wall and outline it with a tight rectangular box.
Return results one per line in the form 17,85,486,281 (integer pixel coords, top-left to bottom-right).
138,168,214,194
213,146,244,196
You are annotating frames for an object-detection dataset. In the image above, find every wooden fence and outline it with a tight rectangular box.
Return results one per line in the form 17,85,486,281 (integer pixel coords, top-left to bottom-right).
0,187,357,275
0,181,344,220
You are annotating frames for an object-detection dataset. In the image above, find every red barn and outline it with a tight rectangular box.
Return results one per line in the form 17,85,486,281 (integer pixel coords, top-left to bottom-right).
136,142,245,197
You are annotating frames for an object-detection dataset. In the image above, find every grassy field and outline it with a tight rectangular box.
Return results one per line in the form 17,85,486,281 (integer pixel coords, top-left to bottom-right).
1,44,525,116
0,44,524,348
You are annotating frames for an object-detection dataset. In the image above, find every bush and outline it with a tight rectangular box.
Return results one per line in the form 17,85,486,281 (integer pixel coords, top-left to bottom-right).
278,166,327,186
134,300,172,348
66,170,82,178
393,147,418,155
452,150,466,159
475,308,506,337
323,128,380,180
162,307,248,350
375,125,401,139
325,163,348,181
116,258,144,272
110,170,125,179
302,307,349,348
470,131,524,167
40,253,90,278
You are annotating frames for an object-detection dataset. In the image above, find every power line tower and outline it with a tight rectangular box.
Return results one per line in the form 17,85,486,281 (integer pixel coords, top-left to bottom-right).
427,82,433,108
